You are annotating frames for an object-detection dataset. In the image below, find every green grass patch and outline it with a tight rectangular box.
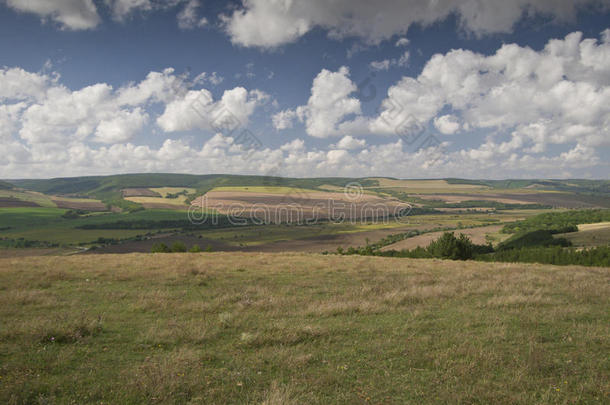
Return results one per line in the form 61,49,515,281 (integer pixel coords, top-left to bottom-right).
0,253,607,403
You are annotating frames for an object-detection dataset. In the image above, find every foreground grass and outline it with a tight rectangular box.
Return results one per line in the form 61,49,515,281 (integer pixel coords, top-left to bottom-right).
0,253,608,404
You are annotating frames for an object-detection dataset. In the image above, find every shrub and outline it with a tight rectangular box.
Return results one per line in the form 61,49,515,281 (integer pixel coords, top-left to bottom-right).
170,242,187,253
151,243,170,253
189,245,201,253
426,232,476,260
62,209,87,219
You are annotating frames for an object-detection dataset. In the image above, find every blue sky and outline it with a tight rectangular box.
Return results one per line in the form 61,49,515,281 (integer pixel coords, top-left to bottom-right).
1,0,609,179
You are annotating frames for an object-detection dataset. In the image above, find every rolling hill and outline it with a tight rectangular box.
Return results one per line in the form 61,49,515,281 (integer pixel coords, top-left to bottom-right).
0,180,14,190
9,174,378,200
9,174,610,198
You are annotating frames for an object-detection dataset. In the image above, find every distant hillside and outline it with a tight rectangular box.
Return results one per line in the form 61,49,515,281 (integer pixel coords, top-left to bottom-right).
11,174,610,200
445,178,610,194
0,180,14,190
10,174,379,201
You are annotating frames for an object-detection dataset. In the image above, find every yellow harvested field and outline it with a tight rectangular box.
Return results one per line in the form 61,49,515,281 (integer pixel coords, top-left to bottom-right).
125,196,188,206
210,186,316,194
318,184,344,191
125,188,194,207
381,225,506,251
367,178,488,190
577,222,610,231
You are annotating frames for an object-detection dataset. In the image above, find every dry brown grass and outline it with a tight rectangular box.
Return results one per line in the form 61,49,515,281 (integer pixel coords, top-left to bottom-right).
260,381,298,405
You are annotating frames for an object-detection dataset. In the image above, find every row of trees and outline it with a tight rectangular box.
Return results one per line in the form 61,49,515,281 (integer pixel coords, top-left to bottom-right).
151,242,212,253
478,246,610,267
336,231,608,267
336,232,493,260
501,209,610,234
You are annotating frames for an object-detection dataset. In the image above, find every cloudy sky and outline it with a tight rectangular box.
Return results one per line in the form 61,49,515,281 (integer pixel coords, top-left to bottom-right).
1,0,609,179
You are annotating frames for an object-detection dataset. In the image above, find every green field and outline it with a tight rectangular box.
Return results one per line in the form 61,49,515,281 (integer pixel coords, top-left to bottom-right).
0,203,533,250
1,175,608,256
0,253,608,404
0,208,192,245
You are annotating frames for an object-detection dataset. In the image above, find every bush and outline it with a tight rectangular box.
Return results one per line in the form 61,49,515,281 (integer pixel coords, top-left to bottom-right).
189,244,201,253
170,242,187,253
151,243,170,253
426,232,477,260
62,209,87,219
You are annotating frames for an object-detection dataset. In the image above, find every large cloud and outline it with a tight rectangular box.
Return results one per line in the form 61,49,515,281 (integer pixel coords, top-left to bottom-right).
4,0,100,30
0,67,54,102
2,0,204,30
1,30,609,179
371,29,610,154
157,87,269,133
266,30,610,177
0,66,267,148
222,0,610,48
0,131,602,179
272,66,361,138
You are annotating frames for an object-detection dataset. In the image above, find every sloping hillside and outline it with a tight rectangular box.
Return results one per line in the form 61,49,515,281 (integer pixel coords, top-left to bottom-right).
0,253,607,404
0,180,14,190
11,174,378,200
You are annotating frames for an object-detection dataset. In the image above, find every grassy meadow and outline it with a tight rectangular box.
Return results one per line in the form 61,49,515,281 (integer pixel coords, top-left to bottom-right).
0,253,608,404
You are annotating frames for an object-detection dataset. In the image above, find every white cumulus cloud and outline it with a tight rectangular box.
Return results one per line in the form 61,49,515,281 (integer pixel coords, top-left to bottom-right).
434,115,461,135
221,0,610,48
157,87,269,132
93,108,149,143
332,135,366,150
5,0,101,30
371,29,610,155
280,66,361,138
